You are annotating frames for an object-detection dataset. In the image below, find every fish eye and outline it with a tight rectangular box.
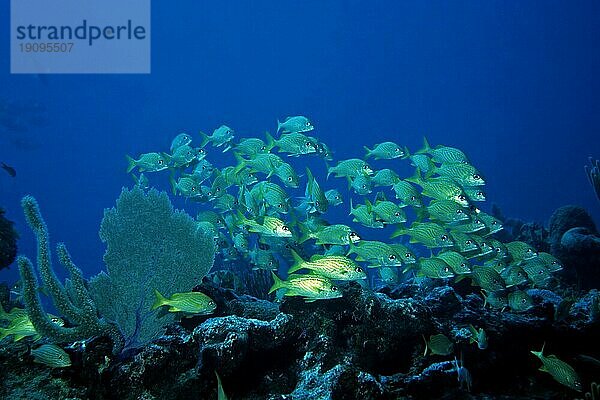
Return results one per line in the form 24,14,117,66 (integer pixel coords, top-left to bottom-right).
355,267,363,273
441,235,448,241
477,191,484,196
209,301,216,307
335,196,340,200
361,184,367,189
410,196,416,201
362,165,369,169
466,240,473,245
282,226,290,231
444,267,450,272
287,177,293,181
306,142,311,146
456,210,463,214
268,261,273,266
388,254,396,260
191,187,196,191
473,174,480,180
495,248,501,253
394,212,400,216
315,201,320,206
492,221,497,225
331,285,338,291
158,160,164,164
526,249,532,253
521,298,527,304
395,148,400,152
458,195,466,201
306,121,311,126
405,253,411,258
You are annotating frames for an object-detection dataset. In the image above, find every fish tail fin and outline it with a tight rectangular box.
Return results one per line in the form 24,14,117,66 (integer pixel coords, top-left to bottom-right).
467,324,477,342
406,168,423,184
233,153,246,174
365,199,373,213
287,249,305,274
125,155,137,174
417,137,432,154
276,119,282,134
530,343,545,358
305,167,314,184
401,145,411,159
168,172,177,195
347,240,358,256
199,131,210,147
424,159,437,179
268,271,285,294
375,191,387,202
297,222,311,244
151,289,168,310
414,207,427,222
363,146,372,159
422,334,429,356
390,226,406,239
265,131,276,151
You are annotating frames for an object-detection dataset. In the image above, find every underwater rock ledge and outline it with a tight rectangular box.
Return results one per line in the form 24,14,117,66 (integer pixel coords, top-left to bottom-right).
1,277,598,400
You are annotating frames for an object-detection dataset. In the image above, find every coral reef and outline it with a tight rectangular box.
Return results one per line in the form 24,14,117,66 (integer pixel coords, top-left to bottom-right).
1,279,598,399
0,207,18,271
548,206,600,288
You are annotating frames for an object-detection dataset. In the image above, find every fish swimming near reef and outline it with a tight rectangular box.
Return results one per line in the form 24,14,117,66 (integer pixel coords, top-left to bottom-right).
531,344,582,391
423,333,454,356
287,249,366,281
31,344,72,368
269,271,341,302
152,289,217,315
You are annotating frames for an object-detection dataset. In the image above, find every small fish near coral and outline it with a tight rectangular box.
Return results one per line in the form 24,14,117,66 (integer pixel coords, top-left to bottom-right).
2,115,597,399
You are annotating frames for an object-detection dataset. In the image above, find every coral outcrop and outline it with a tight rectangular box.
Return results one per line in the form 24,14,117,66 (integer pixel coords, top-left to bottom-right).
0,207,18,271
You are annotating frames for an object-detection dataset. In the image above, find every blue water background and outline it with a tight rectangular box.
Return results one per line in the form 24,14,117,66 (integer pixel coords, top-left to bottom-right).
0,1,599,285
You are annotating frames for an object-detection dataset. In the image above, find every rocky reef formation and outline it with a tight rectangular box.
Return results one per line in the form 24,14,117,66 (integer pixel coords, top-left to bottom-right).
1,275,598,399
0,207,18,271
548,206,600,289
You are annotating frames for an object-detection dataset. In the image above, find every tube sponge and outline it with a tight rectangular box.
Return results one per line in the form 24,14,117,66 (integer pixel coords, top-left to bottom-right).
17,195,125,354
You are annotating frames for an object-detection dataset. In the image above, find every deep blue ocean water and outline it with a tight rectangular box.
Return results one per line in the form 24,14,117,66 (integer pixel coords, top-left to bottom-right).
0,0,599,287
